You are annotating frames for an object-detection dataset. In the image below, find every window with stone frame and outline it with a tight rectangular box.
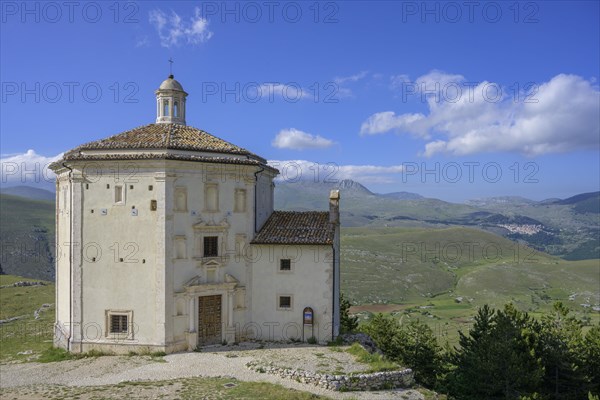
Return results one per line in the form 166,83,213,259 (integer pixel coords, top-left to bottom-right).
204,236,219,257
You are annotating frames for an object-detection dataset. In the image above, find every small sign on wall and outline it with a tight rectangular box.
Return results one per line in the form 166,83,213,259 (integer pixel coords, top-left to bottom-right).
131,209,138,216
100,209,108,216
303,307,314,325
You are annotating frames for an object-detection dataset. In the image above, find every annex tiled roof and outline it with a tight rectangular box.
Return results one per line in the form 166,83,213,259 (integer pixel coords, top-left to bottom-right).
251,211,334,245
63,123,264,161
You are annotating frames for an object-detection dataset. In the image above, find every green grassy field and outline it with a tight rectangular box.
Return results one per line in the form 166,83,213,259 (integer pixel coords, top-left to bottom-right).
0,275,55,362
341,227,600,345
0,194,55,280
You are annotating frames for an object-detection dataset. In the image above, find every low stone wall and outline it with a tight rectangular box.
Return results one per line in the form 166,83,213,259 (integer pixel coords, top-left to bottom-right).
247,362,414,391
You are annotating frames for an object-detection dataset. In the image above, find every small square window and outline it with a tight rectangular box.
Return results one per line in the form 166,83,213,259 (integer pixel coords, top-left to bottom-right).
280,259,291,271
279,296,292,309
204,236,218,257
106,310,133,339
110,314,128,334
148,185,153,191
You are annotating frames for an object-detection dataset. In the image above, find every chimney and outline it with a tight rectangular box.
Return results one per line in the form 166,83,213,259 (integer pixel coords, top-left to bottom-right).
329,190,340,224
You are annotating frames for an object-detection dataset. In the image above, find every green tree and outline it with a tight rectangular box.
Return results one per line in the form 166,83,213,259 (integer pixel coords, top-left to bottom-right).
361,314,443,387
360,313,402,356
339,293,359,334
580,325,600,395
537,302,586,399
396,319,443,387
448,304,543,400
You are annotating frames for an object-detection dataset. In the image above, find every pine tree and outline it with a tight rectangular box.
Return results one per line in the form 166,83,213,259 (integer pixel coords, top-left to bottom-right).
360,313,402,357
537,302,586,399
448,304,543,400
398,319,442,387
339,293,359,334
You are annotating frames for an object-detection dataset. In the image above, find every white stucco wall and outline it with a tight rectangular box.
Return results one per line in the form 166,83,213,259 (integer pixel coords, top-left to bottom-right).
54,174,72,348
249,244,335,343
53,156,335,352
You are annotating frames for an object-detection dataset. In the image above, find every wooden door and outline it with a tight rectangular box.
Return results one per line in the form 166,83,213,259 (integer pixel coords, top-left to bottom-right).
198,295,222,345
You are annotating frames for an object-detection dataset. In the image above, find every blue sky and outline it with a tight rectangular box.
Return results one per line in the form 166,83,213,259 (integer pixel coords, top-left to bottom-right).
1,1,599,202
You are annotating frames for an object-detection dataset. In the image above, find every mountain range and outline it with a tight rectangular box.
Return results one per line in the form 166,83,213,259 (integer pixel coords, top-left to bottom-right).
275,179,600,260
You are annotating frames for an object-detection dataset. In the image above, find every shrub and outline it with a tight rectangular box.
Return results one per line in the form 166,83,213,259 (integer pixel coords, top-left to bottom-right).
307,336,318,344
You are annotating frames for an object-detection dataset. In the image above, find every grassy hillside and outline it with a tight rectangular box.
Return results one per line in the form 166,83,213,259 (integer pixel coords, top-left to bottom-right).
341,227,600,344
0,194,55,280
0,185,55,201
0,275,55,361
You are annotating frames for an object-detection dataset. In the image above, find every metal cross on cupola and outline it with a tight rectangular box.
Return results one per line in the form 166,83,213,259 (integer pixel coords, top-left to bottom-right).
155,64,188,126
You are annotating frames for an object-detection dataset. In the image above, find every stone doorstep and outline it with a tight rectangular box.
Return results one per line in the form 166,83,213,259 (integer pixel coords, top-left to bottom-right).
246,362,414,392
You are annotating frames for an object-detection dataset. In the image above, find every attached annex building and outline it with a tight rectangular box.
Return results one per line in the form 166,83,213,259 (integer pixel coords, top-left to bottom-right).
50,75,340,353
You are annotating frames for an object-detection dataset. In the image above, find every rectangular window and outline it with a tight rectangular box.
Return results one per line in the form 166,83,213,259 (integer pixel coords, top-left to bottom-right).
204,236,219,257
278,295,292,309
110,314,128,333
280,259,291,271
106,310,133,339
114,185,124,203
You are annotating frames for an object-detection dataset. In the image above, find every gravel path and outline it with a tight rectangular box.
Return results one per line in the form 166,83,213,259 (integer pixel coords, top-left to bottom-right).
0,344,425,399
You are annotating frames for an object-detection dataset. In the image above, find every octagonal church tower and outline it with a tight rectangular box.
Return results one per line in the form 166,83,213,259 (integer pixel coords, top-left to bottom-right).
50,75,340,353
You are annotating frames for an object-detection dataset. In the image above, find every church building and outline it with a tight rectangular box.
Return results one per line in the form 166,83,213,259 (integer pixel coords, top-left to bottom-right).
49,75,340,353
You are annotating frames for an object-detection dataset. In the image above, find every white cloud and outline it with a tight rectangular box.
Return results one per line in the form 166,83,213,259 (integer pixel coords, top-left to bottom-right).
268,160,404,184
333,71,369,98
272,129,335,150
149,7,213,48
362,73,600,156
334,71,369,85
0,149,62,188
415,70,465,91
390,74,410,89
360,111,427,137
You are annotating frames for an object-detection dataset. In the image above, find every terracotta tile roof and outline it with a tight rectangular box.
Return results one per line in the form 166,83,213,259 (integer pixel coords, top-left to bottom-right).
55,152,264,166
251,211,334,245
64,123,264,161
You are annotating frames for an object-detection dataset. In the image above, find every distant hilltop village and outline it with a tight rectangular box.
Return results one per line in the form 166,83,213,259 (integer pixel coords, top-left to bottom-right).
49,74,340,353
